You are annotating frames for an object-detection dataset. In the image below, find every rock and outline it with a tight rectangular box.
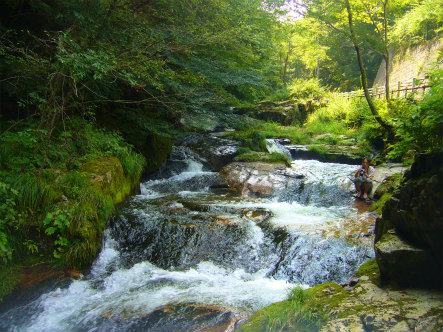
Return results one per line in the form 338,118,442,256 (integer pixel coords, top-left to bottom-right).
320,316,366,332
208,215,242,227
219,162,302,197
177,133,239,171
117,303,243,332
242,208,273,223
373,173,402,199
237,258,443,332
375,231,441,287
375,153,442,288
348,279,359,287
371,164,407,197
285,144,362,164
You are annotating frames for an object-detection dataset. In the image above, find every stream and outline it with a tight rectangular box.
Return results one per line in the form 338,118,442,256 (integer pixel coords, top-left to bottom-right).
0,139,375,332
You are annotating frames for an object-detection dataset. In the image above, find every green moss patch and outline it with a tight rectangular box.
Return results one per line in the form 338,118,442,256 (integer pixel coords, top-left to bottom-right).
234,151,291,166
354,258,381,285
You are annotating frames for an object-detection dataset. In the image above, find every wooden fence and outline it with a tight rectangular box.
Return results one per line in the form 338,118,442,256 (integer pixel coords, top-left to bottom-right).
338,78,431,99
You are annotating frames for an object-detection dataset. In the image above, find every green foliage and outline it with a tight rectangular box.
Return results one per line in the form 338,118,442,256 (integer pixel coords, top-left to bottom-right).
0,117,144,267
226,122,311,145
289,78,327,100
391,0,443,46
0,181,22,263
386,62,443,161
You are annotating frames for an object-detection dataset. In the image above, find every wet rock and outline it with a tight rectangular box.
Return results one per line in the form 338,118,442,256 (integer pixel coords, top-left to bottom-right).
375,230,441,287
285,144,362,165
121,303,242,332
208,215,242,227
177,133,239,171
219,162,302,197
242,208,273,223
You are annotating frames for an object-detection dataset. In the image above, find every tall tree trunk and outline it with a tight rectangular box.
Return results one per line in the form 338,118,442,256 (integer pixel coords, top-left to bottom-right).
383,0,390,101
384,52,390,100
283,52,289,85
344,0,392,132
282,40,292,85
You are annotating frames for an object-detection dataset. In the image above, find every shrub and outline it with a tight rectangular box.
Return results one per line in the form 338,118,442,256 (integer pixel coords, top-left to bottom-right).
386,62,443,161
289,78,327,100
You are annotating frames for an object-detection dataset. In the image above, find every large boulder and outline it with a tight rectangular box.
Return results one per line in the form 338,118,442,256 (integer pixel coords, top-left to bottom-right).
177,133,239,171
374,153,443,288
375,230,441,287
219,162,302,197
234,100,318,125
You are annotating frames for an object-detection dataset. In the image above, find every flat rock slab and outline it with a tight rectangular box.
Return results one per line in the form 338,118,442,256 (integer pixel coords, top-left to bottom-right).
219,162,302,197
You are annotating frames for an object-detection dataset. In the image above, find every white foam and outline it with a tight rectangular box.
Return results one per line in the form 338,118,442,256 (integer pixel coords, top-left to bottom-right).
23,261,300,332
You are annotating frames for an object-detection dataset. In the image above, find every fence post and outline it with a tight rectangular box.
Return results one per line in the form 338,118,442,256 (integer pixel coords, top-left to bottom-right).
397,81,401,98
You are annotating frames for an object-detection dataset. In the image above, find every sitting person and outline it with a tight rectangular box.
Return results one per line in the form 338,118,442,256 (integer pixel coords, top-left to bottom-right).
353,157,375,199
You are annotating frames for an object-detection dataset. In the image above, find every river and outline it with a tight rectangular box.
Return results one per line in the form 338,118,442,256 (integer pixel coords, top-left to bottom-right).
0,140,374,332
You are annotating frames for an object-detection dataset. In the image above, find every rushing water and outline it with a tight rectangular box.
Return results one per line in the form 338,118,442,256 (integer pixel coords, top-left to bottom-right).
0,141,374,332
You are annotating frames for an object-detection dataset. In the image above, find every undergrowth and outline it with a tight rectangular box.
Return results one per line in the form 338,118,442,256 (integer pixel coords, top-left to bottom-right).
0,117,145,269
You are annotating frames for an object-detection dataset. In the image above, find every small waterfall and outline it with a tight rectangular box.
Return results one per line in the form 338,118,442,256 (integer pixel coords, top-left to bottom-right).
274,159,355,207
266,139,292,159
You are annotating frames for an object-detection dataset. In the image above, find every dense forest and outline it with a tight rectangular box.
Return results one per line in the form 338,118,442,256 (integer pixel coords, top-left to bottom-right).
0,0,442,299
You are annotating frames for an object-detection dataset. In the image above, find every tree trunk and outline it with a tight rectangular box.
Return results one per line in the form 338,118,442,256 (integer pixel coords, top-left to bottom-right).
384,52,390,100
345,0,392,132
282,40,292,85
383,0,390,101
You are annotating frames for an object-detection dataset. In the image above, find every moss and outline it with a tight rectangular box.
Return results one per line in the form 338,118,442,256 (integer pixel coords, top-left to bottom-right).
370,192,393,215
234,151,291,166
354,258,381,285
373,173,403,199
0,265,25,303
81,156,139,205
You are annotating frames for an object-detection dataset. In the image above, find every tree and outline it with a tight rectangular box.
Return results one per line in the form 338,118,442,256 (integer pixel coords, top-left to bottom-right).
344,0,392,131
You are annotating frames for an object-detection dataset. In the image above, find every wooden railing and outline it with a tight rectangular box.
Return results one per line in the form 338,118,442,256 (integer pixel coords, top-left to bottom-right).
338,78,431,99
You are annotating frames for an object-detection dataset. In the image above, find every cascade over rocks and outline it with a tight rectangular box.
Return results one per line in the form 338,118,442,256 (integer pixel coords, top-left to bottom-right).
374,152,443,288
176,132,239,171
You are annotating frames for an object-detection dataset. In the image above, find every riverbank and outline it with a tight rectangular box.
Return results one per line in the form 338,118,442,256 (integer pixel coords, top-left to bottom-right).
0,117,153,303
237,258,443,332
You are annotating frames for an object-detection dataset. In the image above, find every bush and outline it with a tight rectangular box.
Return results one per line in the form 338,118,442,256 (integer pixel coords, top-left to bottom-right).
289,78,327,100
386,62,443,161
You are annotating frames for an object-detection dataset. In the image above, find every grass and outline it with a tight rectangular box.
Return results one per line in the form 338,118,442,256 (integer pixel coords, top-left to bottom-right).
0,117,145,272
239,286,327,332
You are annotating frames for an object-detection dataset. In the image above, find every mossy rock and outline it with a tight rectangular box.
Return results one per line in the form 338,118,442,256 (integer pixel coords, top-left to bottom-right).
81,156,139,205
354,258,381,285
373,173,402,199
234,151,290,166
237,283,347,332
